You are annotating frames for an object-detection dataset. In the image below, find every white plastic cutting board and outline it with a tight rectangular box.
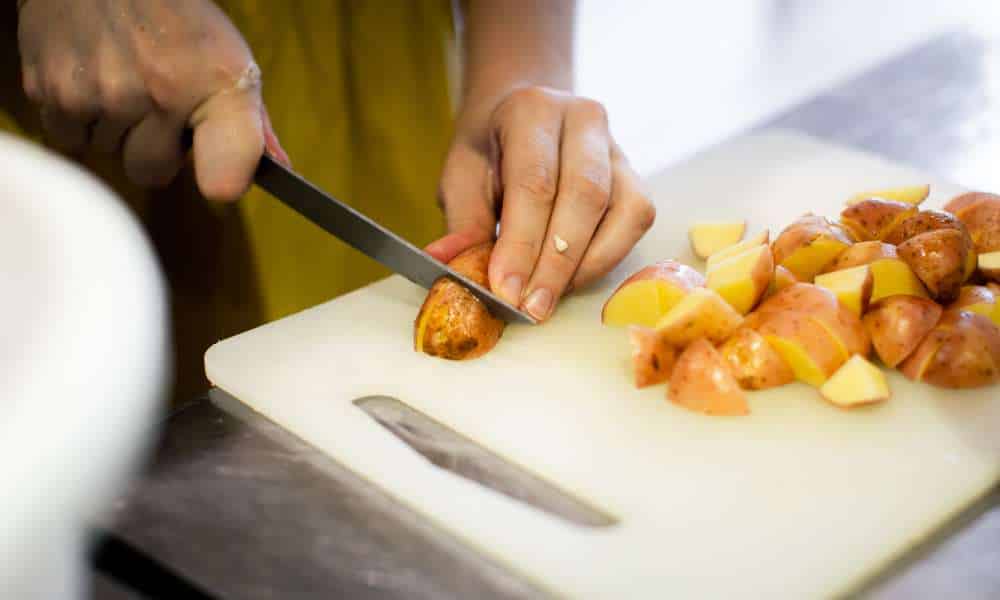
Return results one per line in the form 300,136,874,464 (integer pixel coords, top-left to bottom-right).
206,130,1000,600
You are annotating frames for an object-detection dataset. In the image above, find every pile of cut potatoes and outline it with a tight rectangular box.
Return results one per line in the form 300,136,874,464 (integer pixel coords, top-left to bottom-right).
603,186,1000,416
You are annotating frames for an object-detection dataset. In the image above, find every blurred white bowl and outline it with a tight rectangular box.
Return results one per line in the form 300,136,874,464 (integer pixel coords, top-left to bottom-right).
0,134,169,598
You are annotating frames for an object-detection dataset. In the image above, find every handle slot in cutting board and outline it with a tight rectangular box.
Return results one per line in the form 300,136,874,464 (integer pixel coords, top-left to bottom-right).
355,396,618,528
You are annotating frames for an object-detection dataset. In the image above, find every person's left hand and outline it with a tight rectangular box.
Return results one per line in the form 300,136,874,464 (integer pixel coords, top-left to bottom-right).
426,86,655,322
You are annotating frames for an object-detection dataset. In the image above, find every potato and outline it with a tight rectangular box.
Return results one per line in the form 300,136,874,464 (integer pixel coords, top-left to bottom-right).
706,230,770,268
754,283,870,358
654,287,744,346
863,296,942,368
869,258,929,303
414,242,504,360
944,191,999,218
840,198,917,242
897,229,970,302
772,215,853,281
822,241,897,273
689,221,746,259
706,244,773,314
756,311,847,386
669,338,749,416
979,250,1000,283
628,326,678,388
883,209,970,246
814,265,873,316
949,194,1000,254
846,184,929,207
763,264,799,301
918,311,1000,388
900,327,951,382
947,285,999,325
820,355,890,408
719,327,794,390
602,260,706,327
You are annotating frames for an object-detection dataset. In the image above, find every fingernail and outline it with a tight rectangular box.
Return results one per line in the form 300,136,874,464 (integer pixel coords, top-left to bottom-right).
499,275,523,305
524,288,553,320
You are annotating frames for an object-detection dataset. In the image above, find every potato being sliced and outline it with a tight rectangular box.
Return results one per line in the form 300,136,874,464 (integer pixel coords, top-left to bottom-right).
757,311,846,387
863,296,942,368
846,185,930,207
706,244,774,314
602,261,706,327
706,230,770,268
840,198,917,242
719,327,794,390
980,250,1000,282
689,221,746,259
822,241,897,274
628,326,678,388
772,215,853,281
814,265,874,316
820,355,890,408
869,258,929,303
654,288,744,346
669,338,749,416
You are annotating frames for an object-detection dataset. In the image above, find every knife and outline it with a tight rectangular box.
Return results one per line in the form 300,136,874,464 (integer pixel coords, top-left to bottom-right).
253,154,536,325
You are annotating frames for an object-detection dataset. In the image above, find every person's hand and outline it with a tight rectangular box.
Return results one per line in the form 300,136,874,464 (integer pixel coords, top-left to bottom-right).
16,0,289,201
427,86,655,322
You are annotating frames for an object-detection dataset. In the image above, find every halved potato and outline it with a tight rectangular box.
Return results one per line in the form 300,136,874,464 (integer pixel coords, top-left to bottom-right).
918,312,1000,388
772,215,853,281
706,230,770,268
814,265,874,316
669,338,749,416
883,209,970,246
654,288,744,346
820,355,890,408
754,283,870,358
897,229,970,302
756,311,847,386
822,241,897,274
718,327,794,390
840,198,917,242
628,326,678,388
944,191,999,218
863,296,942,368
689,221,746,259
947,285,999,326
948,194,1000,253
415,242,504,360
869,258,930,303
846,184,929,207
706,244,773,314
602,260,706,327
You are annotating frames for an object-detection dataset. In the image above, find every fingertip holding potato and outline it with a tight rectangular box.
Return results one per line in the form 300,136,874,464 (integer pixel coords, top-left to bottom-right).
654,287,744,346
415,242,505,360
669,338,749,416
706,244,773,314
688,221,747,259
602,260,706,327
863,296,942,368
820,355,890,408
628,326,677,388
847,184,930,207
719,327,794,390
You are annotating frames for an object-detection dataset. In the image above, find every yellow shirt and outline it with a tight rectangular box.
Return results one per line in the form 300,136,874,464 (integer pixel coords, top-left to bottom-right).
0,2,455,402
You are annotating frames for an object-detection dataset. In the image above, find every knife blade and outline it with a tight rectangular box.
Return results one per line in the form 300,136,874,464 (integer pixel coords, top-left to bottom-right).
253,154,536,325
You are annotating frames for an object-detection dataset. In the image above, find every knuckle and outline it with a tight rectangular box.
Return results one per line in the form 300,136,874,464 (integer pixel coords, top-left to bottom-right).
573,97,609,124
99,75,143,117
513,162,558,202
629,194,657,232
567,171,611,214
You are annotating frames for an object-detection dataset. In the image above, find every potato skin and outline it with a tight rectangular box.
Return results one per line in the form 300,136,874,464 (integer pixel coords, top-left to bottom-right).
955,197,1000,254
629,326,678,388
944,191,1000,219
414,243,504,360
669,338,748,416
771,215,852,268
753,283,870,357
919,311,1000,388
897,229,970,303
840,198,916,241
863,296,942,368
821,241,897,273
883,210,970,246
719,327,794,390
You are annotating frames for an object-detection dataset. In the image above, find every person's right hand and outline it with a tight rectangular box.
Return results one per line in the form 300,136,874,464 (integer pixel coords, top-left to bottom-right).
16,0,289,201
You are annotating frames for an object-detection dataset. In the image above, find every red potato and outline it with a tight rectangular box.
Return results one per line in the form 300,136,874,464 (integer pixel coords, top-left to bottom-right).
821,241,898,274
948,194,1000,253
840,198,917,242
900,327,952,382
820,355,891,409
628,327,678,388
863,296,943,368
918,312,1000,388
756,311,848,386
668,338,749,416
947,285,1000,326
897,228,970,303
706,244,774,314
944,191,999,218
764,265,799,300
883,210,970,246
846,184,930,207
771,215,853,281
718,327,795,390
654,288,744,346
753,283,870,358
602,261,706,327
979,251,1000,282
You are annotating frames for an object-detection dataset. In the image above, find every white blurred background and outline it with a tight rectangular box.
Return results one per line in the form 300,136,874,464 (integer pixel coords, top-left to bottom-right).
576,1,1000,175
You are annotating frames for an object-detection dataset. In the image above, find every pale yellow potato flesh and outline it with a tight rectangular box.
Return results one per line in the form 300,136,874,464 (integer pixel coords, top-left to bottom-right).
820,355,890,408
846,184,930,206
869,258,930,303
706,230,770,268
689,221,747,259
814,265,874,317
654,288,744,346
706,244,774,314
602,261,706,327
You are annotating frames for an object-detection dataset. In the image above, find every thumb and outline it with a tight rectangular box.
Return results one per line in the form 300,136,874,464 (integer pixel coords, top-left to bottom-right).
424,143,497,263
189,87,265,202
